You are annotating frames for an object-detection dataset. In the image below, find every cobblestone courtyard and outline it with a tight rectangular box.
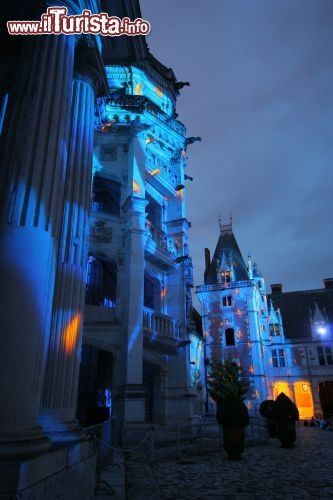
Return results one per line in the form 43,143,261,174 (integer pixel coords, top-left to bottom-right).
125,425,333,499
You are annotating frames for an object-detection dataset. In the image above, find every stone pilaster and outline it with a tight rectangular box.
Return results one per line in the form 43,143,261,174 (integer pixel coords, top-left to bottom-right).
39,38,107,442
0,34,75,458
119,195,149,422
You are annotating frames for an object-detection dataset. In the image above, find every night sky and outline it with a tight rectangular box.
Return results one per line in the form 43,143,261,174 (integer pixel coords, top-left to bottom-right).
140,0,333,296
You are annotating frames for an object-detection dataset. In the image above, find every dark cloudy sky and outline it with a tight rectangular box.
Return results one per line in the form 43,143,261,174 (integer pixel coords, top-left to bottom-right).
140,0,333,294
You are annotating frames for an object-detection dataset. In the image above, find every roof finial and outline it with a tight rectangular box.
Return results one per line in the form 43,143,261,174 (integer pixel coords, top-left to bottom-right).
219,212,233,234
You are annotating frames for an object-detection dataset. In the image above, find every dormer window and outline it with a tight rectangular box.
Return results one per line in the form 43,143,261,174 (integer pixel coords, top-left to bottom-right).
221,270,231,283
269,323,280,336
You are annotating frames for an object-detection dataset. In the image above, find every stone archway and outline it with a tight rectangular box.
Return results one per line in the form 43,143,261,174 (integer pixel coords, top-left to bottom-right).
294,381,314,419
318,381,333,417
143,360,165,423
76,344,113,425
273,381,292,400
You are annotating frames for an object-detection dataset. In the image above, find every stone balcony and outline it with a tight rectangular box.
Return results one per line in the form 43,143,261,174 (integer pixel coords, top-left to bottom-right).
143,307,185,354
196,279,257,294
145,222,180,269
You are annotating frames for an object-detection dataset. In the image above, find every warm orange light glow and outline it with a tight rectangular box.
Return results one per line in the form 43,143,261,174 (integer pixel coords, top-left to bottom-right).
149,168,160,176
237,330,242,339
133,180,141,193
62,313,81,354
294,381,314,418
155,87,163,97
135,83,143,95
145,135,156,145
160,288,167,299
248,365,255,374
176,188,183,198
101,122,115,132
181,150,187,158
273,381,291,400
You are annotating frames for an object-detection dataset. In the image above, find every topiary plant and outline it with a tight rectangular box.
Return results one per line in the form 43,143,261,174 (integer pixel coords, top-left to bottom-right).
259,399,278,438
207,358,249,402
216,394,250,428
259,399,275,418
272,392,299,422
271,392,299,448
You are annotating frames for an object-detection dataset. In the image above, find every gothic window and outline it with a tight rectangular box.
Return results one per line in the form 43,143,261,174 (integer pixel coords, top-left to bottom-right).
92,175,121,215
225,328,235,346
85,256,117,307
272,349,285,367
269,323,280,336
222,295,232,307
317,346,333,366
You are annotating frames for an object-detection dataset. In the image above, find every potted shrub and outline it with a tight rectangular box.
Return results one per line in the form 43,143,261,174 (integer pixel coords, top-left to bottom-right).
216,394,250,459
271,392,299,448
208,358,250,460
259,399,278,438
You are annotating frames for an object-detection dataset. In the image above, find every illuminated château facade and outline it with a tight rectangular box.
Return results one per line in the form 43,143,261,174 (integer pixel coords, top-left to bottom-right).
196,220,333,419
81,16,196,429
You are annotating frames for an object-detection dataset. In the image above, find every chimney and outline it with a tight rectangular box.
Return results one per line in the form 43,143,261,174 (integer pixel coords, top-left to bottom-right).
323,278,333,289
204,248,211,275
270,283,283,295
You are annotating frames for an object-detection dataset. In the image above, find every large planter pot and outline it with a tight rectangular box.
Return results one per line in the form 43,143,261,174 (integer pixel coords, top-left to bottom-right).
222,426,246,460
216,395,249,460
276,420,297,448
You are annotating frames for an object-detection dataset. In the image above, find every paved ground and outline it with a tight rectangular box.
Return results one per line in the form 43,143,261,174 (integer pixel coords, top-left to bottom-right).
96,424,333,499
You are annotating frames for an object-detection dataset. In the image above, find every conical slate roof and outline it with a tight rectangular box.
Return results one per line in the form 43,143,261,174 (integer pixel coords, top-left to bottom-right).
204,221,249,285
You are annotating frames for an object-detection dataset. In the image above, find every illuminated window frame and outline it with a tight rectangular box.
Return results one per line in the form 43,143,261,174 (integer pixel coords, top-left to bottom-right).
222,295,232,307
269,323,281,336
317,345,333,366
272,348,285,368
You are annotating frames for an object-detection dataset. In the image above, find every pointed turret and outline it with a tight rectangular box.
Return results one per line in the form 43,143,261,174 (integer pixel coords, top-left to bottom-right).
204,217,249,285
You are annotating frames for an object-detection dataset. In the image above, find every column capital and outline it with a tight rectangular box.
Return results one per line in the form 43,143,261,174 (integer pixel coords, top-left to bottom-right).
74,36,108,97
122,195,149,215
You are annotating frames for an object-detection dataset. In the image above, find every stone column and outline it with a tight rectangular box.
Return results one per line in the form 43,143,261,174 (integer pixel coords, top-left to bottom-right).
39,39,108,442
120,195,149,422
0,33,75,458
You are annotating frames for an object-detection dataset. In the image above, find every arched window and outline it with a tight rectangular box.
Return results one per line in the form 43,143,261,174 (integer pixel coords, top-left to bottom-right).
225,328,235,346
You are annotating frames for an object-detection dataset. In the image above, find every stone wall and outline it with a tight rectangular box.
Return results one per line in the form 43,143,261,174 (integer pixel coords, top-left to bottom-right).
0,441,96,500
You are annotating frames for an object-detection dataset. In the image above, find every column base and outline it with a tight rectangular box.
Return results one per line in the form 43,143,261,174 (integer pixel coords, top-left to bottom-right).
122,384,146,423
38,412,86,444
0,426,51,460
0,440,95,498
